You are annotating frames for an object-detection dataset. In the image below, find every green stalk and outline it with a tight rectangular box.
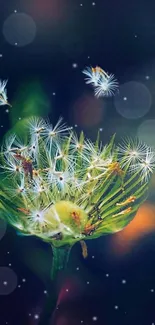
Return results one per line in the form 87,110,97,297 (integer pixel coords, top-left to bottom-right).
51,244,72,279
38,245,72,325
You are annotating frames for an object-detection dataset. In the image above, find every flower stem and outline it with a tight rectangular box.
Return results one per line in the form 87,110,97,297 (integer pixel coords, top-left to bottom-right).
51,244,72,280
38,245,72,325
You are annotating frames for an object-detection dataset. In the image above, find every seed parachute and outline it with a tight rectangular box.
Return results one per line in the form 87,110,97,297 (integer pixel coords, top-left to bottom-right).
0,79,11,107
82,66,119,98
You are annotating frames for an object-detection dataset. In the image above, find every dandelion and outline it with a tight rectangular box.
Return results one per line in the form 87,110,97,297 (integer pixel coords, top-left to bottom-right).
0,117,154,325
0,80,11,107
83,66,119,98
0,116,154,282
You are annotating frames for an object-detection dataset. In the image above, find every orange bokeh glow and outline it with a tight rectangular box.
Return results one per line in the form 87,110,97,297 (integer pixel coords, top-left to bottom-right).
110,203,155,255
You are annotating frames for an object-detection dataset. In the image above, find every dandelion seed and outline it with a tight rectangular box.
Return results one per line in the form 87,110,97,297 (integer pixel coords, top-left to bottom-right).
118,138,147,168
28,116,47,136
2,134,16,158
94,73,118,98
83,66,118,98
0,80,8,93
132,148,155,182
0,80,11,107
43,117,72,149
82,66,101,86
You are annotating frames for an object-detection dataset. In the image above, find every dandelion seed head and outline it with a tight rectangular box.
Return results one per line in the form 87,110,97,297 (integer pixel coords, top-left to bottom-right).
0,117,153,246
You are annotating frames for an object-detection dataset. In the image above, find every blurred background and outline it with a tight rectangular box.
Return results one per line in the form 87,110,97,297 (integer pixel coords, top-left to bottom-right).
0,0,155,324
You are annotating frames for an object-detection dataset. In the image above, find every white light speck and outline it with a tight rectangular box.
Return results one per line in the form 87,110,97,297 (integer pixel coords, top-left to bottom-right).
87,281,90,284
5,109,9,113
80,3,83,6
14,10,17,13
145,75,150,80
106,274,109,277
15,43,18,46
122,279,126,284
81,321,84,324
134,34,137,38
76,267,79,271
123,97,127,101
44,290,47,294
34,314,39,320
52,92,56,96
75,124,78,127
92,2,96,5
72,63,78,68
3,281,8,286
88,56,90,59
0,54,2,57
8,263,11,267
18,285,21,288
19,117,21,120
66,288,69,292
151,289,154,292
92,316,98,321
7,252,10,254
99,128,103,131
1,125,3,127
92,255,95,259
114,305,119,310
22,278,26,282
29,313,31,316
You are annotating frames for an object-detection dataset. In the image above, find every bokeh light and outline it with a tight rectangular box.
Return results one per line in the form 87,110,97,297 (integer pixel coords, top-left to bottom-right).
110,203,155,256
0,218,7,241
57,277,83,305
23,0,66,21
114,81,152,119
137,119,155,148
72,94,105,128
0,267,18,295
3,13,36,47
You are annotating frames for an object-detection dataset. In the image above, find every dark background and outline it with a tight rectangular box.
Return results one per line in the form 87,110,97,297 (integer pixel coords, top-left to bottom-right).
0,0,155,324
